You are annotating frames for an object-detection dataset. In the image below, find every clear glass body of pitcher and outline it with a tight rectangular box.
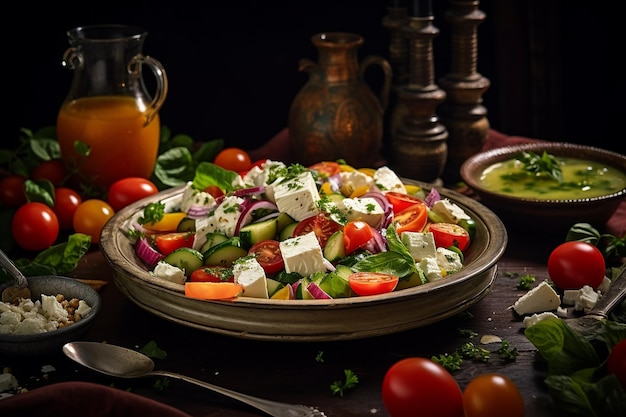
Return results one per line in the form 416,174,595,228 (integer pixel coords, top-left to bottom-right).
56,24,168,191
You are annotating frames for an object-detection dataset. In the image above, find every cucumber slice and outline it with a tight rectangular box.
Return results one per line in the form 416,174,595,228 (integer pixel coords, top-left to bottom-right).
176,216,196,232
275,212,295,233
278,222,298,241
203,237,248,267
163,247,204,276
238,218,278,247
266,277,285,298
323,230,345,262
200,232,229,254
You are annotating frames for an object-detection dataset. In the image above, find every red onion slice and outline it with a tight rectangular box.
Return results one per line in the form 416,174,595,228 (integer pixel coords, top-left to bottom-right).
234,199,279,235
135,236,164,268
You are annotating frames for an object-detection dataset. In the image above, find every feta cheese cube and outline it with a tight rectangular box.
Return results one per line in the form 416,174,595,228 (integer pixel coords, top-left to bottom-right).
431,199,471,224
335,197,385,227
402,231,437,261
339,170,375,192
152,261,187,284
180,182,216,212
199,195,245,237
436,247,463,274
271,172,320,221
234,257,269,299
280,232,327,277
419,257,443,281
512,281,561,315
373,166,407,193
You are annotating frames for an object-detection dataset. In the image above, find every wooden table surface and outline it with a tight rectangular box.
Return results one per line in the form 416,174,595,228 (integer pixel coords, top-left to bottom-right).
1,227,575,417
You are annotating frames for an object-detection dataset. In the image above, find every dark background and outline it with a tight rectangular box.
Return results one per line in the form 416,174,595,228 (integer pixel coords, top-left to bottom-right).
7,0,624,154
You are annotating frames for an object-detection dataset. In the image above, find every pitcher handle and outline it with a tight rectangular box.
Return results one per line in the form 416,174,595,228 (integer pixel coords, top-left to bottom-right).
360,55,393,112
129,54,169,126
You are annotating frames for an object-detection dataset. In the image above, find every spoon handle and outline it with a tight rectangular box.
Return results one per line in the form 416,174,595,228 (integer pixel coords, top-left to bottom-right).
0,249,28,288
148,370,325,417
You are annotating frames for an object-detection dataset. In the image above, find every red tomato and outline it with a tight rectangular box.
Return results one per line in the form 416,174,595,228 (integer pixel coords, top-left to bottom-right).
72,199,115,244
107,177,159,212
547,241,605,290
309,161,341,178
382,357,463,417
608,338,626,389
213,148,252,172
385,191,425,214
203,185,225,199
190,266,234,283
0,175,27,208
348,272,399,296
11,202,60,251
248,240,284,274
292,212,342,248
427,222,471,251
31,159,67,186
155,232,195,256
463,373,524,417
53,187,83,230
343,220,375,255
393,202,428,234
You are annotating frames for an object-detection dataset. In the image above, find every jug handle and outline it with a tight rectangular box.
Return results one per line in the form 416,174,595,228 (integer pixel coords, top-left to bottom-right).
129,54,169,126
359,55,392,112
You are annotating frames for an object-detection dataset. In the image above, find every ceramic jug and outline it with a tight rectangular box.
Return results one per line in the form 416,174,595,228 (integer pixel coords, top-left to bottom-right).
56,25,168,191
288,32,392,168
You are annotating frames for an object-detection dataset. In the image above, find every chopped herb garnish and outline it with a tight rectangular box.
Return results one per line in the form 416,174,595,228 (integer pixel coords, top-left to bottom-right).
137,201,165,225
330,369,359,396
515,150,563,182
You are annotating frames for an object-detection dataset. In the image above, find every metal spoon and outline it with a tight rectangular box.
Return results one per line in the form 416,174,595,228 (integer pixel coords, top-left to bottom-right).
0,248,31,303
63,341,325,417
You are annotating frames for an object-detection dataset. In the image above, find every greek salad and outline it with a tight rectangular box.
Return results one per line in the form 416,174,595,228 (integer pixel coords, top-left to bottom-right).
127,160,477,300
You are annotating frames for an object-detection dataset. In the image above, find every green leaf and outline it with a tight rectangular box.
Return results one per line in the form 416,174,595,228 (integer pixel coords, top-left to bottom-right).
32,233,92,274
153,146,196,187
192,161,238,193
192,138,224,164
24,179,55,206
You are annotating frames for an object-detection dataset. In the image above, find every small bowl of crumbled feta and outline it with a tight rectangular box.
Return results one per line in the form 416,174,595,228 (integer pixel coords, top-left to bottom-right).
0,275,101,357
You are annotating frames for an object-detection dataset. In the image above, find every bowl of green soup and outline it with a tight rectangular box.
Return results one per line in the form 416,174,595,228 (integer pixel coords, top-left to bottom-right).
460,142,626,233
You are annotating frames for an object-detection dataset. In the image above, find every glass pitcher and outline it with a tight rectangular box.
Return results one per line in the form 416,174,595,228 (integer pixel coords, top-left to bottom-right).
56,24,168,191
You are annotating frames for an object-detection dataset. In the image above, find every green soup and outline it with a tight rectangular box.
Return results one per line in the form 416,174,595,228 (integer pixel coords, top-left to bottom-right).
479,156,626,200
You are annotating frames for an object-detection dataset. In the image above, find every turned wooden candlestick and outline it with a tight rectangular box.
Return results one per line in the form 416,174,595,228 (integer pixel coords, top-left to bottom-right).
438,0,491,183
390,1,448,183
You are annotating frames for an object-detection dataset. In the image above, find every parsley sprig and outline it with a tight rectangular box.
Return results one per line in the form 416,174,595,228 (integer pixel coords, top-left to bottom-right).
330,369,359,396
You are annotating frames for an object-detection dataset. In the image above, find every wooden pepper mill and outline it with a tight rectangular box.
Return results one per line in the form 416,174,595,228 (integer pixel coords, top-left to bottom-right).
390,0,448,183
438,0,491,183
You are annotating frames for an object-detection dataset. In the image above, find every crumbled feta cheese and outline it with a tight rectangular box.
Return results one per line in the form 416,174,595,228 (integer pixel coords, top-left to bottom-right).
522,312,559,328
436,247,463,274
152,261,187,284
574,285,600,312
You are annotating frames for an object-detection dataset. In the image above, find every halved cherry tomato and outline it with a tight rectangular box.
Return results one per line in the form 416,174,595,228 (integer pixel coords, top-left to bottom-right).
309,161,341,178
427,222,471,251
394,201,428,234
142,212,188,232
292,212,342,248
385,191,425,214
248,240,285,274
204,185,225,199
348,272,399,296
155,232,195,256
343,220,375,255
190,266,234,283
184,282,244,300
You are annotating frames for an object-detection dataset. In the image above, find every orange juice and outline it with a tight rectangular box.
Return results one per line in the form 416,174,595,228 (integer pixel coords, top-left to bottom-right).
57,95,160,190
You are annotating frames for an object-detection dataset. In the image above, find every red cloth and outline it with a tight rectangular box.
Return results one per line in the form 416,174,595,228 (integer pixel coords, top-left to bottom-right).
0,381,192,417
249,128,625,237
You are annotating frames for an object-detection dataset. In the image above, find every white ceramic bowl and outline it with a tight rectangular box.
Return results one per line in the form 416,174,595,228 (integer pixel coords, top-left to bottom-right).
99,180,507,342
0,275,101,357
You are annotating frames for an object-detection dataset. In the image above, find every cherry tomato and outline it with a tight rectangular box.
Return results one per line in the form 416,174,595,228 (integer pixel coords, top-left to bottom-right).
385,191,425,214
382,357,463,417
31,159,67,186
393,201,428,234
608,338,626,389
463,373,524,417
547,241,605,290
190,266,234,283
11,202,60,251
292,212,343,248
154,232,195,256
72,199,115,244
427,222,471,251
107,177,159,212
0,175,27,208
248,240,284,274
348,272,399,296
309,161,341,178
343,220,375,255
204,185,225,199
53,187,82,230
213,147,252,172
